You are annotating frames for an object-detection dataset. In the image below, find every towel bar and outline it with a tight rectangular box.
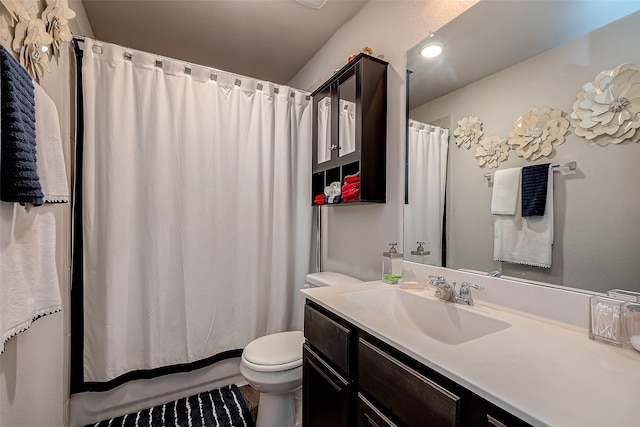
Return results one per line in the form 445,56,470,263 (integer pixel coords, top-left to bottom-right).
484,161,576,182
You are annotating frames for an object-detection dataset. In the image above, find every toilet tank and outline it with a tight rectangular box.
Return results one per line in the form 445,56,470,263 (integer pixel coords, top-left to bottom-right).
304,271,362,288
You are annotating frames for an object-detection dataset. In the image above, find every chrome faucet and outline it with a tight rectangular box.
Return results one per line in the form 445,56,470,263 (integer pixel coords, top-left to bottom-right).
458,282,485,306
428,276,484,306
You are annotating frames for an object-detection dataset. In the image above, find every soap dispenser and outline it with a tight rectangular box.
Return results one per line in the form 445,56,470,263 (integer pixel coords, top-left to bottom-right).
410,241,430,264
382,242,403,284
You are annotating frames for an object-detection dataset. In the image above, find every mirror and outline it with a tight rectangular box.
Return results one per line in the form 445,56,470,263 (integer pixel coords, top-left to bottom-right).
338,75,357,158
405,0,640,295
317,95,331,164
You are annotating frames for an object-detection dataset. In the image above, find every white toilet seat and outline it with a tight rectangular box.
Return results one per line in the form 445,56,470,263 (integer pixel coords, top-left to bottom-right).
242,331,304,372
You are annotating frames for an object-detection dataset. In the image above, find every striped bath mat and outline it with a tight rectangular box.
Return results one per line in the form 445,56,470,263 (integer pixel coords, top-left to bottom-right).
86,384,254,427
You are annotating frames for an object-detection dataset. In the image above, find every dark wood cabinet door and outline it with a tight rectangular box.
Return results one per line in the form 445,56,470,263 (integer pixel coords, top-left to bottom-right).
303,344,350,427
357,393,398,427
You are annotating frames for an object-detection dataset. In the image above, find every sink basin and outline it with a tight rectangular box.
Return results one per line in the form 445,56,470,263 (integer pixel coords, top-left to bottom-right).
341,288,510,345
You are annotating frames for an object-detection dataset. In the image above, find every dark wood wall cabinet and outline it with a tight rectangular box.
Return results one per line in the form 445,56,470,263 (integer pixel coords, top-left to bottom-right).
311,53,387,205
303,301,533,427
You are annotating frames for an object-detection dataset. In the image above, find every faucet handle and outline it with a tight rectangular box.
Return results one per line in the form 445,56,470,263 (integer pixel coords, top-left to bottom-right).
428,275,445,285
459,282,484,296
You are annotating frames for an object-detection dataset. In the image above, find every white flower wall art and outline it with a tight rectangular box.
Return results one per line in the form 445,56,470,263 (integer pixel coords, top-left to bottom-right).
475,134,510,168
12,7,53,80
570,63,640,146
0,0,76,81
42,0,75,57
454,115,483,149
508,106,570,161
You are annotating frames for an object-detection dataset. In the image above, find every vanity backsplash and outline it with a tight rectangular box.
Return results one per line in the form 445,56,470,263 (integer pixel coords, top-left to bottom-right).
401,261,590,330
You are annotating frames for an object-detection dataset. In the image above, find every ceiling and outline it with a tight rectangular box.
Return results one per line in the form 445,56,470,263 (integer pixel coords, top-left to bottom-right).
407,0,640,109
81,0,368,85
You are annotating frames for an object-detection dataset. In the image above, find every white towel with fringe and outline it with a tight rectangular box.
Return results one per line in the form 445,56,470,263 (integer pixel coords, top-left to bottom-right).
491,167,520,215
1,204,63,353
493,165,553,268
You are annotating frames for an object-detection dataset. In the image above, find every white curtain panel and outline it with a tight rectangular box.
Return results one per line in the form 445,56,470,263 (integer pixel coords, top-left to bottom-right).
404,120,449,266
80,39,312,383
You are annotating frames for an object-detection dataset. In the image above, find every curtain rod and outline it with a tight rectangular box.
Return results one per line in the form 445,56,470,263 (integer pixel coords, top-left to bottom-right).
484,161,577,182
71,35,310,97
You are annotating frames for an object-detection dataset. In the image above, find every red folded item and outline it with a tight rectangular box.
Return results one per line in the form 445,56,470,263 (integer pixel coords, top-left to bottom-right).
343,193,359,202
342,182,359,191
342,188,358,199
344,175,360,184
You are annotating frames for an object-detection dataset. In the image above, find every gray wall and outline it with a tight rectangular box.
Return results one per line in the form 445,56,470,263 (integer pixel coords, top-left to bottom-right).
289,0,477,280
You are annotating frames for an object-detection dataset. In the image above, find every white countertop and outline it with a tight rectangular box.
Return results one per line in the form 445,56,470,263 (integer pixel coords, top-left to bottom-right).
301,280,640,427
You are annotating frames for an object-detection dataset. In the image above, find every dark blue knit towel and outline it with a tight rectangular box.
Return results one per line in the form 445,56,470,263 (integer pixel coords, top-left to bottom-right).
0,45,43,206
521,163,550,217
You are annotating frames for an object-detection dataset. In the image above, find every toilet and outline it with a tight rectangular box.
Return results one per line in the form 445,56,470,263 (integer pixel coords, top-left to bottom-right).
240,272,362,427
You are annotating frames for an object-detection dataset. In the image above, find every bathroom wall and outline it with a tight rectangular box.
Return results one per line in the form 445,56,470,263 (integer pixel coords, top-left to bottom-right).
288,0,478,281
0,3,93,426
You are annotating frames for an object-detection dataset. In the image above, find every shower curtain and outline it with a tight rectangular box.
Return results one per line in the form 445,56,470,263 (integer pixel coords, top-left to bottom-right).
74,38,312,389
404,120,449,266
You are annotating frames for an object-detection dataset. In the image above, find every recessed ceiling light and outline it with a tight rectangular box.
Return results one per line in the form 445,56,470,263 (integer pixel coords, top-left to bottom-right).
421,42,443,58
296,0,328,9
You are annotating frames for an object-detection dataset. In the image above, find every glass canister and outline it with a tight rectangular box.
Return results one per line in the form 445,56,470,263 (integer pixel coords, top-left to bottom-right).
382,242,403,284
626,304,640,352
589,296,629,347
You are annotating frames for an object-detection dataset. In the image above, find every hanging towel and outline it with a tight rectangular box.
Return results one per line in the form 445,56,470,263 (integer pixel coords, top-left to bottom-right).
521,163,551,217
494,166,554,268
33,83,69,204
491,167,521,215
0,45,43,206
1,203,63,353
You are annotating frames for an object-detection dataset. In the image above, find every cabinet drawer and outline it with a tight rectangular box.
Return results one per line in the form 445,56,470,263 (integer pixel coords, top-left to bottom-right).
357,393,398,427
304,304,352,374
485,406,533,427
358,338,461,427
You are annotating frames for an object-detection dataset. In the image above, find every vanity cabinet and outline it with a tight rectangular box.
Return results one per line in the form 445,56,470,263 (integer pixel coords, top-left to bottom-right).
303,344,350,427
311,53,387,205
303,303,356,426
303,300,533,427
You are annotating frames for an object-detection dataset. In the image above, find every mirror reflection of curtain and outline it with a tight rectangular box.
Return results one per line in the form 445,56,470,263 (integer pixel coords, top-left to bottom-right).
317,97,331,163
405,120,449,265
339,99,356,157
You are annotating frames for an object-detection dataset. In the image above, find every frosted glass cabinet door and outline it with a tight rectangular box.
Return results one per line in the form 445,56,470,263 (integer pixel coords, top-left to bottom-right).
338,74,356,159
317,96,332,164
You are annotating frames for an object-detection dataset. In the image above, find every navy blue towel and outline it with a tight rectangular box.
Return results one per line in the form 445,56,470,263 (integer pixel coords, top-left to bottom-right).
0,45,43,206
521,163,550,217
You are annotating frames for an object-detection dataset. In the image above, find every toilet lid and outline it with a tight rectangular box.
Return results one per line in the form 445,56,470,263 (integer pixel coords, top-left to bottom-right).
242,331,304,372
